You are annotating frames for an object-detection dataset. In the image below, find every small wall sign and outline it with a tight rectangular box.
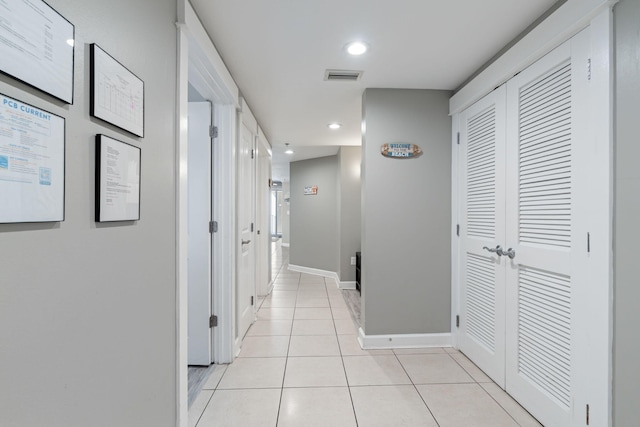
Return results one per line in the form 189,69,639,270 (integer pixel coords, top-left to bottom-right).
304,185,318,195
381,143,422,159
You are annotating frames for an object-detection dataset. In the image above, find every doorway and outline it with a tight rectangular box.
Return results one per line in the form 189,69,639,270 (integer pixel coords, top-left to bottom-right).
270,182,283,239
187,98,214,367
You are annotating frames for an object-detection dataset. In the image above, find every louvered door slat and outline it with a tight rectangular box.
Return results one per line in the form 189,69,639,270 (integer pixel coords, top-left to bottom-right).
518,56,572,247
467,105,497,239
466,253,496,351
518,266,572,408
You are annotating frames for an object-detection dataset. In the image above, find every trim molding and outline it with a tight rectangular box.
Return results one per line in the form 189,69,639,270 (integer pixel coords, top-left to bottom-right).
358,327,453,349
288,264,340,283
339,281,357,290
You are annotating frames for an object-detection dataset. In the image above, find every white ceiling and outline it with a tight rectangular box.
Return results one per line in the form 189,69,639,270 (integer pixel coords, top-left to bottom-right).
190,0,559,181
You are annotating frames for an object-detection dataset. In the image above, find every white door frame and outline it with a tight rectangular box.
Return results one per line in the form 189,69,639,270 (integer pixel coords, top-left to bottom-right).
176,2,239,425
450,2,614,426
256,130,273,296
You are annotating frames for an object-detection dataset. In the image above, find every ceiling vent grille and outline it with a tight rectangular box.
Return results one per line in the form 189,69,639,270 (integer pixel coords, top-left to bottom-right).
324,69,363,81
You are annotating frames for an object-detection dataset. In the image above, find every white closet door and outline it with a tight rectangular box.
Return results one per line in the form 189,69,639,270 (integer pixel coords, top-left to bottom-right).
504,30,590,427
458,86,507,387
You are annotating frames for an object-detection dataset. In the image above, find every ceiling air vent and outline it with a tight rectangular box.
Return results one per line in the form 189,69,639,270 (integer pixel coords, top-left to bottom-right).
324,69,363,82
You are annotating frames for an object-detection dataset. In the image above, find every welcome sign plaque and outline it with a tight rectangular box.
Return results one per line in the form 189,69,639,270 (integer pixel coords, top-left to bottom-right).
380,143,422,159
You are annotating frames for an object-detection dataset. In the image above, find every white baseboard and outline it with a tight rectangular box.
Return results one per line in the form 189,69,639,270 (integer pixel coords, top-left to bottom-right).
357,327,453,350
339,281,357,290
286,265,358,290
288,264,340,283
281,242,290,248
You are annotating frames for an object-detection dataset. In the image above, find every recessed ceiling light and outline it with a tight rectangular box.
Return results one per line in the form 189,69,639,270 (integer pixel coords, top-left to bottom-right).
285,149,294,155
346,41,368,56
328,123,342,130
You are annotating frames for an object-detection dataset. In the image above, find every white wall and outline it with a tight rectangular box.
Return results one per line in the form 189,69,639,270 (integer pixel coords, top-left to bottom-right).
613,0,640,424
0,1,178,425
361,89,452,335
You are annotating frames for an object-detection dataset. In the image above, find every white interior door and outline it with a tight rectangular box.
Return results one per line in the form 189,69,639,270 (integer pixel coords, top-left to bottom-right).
236,122,256,344
458,30,596,427
504,31,590,427
458,86,507,387
187,101,213,365
256,142,272,296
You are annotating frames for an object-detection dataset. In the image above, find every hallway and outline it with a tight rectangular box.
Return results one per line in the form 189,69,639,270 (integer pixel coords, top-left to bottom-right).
188,246,542,426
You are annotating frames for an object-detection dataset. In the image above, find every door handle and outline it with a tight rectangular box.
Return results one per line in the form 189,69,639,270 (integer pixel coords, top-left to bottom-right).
483,245,503,255
501,247,516,259
241,239,251,245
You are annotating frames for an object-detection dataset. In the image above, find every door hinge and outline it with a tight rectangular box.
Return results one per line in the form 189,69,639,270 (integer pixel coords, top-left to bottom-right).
456,315,460,328
251,149,254,159
456,224,460,237
210,126,218,139
251,296,254,306
251,222,254,232
456,132,460,145
587,58,592,81
587,232,591,253
586,404,590,425
209,315,218,328
209,221,218,233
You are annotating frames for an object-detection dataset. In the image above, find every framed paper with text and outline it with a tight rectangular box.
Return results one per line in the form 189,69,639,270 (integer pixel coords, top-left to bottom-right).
0,0,75,104
0,94,65,223
95,135,141,222
90,44,144,137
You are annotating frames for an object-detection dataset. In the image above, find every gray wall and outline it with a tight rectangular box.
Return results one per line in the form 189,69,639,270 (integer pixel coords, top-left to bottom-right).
0,1,177,426
338,146,362,282
613,0,640,424
361,89,452,335
289,156,339,272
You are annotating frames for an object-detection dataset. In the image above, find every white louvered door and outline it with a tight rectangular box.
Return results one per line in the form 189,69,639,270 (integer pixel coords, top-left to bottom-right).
458,30,592,427
458,87,507,387
504,31,589,427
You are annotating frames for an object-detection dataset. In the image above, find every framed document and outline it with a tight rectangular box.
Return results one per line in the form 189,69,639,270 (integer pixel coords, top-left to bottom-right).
0,94,65,223
0,0,75,104
90,44,144,137
95,135,141,222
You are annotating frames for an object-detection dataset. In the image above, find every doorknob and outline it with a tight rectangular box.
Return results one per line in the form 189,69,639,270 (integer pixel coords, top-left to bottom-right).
483,245,503,255
242,239,251,245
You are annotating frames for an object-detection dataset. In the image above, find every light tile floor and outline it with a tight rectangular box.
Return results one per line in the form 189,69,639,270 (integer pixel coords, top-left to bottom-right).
190,246,542,427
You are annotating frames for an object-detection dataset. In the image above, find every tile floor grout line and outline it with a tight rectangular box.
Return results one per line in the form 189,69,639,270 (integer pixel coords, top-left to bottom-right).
393,348,443,427
438,351,530,426
334,291,360,427
192,388,217,427
478,382,539,427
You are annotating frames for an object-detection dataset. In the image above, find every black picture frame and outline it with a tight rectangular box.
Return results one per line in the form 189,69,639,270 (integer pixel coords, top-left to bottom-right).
95,134,141,222
0,93,66,223
90,44,145,138
0,0,75,104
